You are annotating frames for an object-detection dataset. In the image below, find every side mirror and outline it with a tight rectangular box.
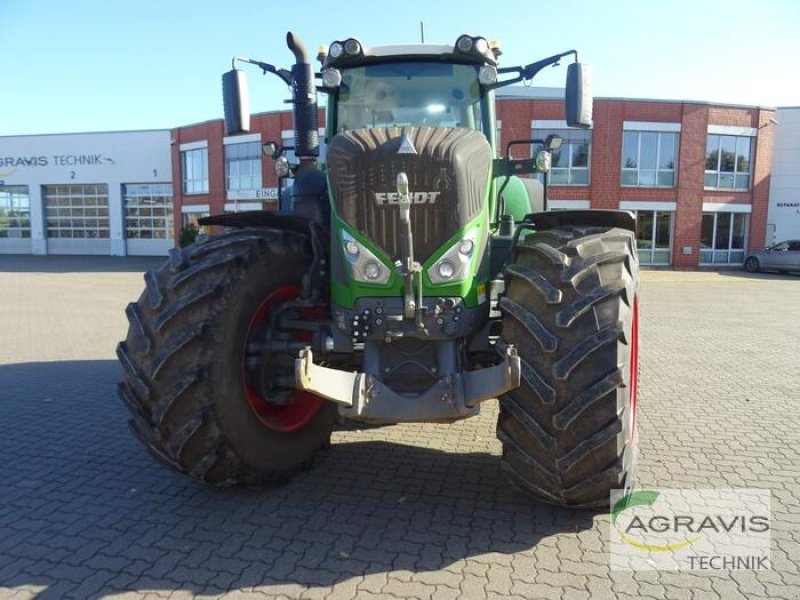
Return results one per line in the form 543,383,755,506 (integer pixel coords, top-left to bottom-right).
222,69,250,135
565,63,593,129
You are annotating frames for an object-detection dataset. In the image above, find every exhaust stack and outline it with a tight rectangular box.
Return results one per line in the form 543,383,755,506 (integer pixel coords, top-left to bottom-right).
286,32,319,159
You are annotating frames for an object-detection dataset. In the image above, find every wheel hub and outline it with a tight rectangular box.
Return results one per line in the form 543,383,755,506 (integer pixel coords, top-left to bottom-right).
242,284,325,432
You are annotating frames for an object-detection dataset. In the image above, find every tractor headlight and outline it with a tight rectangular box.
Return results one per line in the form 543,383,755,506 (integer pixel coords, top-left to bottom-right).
456,35,474,53
322,68,342,88
364,261,382,281
455,35,491,58
478,65,497,85
329,42,344,59
428,230,478,284
344,38,362,55
535,150,552,173
344,240,359,256
341,231,390,284
274,156,290,178
437,260,456,280
473,37,489,55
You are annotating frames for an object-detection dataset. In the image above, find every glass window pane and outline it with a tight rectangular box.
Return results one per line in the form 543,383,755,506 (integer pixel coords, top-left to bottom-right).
719,136,736,172
0,186,31,237
621,170,637,185
655,212,671,249
182,148,208,194
622,132,638,169
713,249,729,264
735,173,750,189
657,171,675,187
718,173,734,188
659,134,676,170
550,169,569,184
715,212,731,250
704,173,717,187
735,137,751,174
651,249,671,264
639,132,657,169
571,143,588,168
701,213,714,250
705,135,719,170
637,212,654,249
570,169,589,185
731,213,746,249
550,148,564,169
638,169,656,186
225,142,263,191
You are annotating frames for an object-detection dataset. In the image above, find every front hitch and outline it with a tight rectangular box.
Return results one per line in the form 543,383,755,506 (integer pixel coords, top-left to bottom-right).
295,345,521,423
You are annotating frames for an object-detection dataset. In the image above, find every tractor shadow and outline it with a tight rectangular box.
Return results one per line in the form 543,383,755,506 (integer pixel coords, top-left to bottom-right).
0,360,597,598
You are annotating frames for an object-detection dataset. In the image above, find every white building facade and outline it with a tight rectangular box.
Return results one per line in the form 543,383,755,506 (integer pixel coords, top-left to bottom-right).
767,107,800,246
0,130,173,256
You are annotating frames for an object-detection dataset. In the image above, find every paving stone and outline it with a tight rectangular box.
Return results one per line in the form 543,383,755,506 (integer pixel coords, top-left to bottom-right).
0,258,798,600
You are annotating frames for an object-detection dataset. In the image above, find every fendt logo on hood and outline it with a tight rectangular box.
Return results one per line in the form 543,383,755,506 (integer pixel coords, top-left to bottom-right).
374,191,441,205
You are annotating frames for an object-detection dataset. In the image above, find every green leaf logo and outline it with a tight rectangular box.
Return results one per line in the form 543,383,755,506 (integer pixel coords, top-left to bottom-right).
612,490,659,524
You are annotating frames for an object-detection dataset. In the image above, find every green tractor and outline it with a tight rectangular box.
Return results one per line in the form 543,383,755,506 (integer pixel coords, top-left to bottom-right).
117,32,639,508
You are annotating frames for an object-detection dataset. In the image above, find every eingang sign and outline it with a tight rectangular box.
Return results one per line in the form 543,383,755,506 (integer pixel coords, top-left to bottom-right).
227,188,279,201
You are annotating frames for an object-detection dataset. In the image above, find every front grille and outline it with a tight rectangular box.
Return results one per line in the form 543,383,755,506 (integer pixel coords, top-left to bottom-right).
327,127,491,262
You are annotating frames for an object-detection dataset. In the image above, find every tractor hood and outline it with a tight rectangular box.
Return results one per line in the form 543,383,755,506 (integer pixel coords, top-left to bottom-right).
326,127,491,262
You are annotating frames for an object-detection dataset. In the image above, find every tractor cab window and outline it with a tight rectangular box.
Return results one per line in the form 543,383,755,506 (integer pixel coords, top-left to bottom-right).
336,62,484,133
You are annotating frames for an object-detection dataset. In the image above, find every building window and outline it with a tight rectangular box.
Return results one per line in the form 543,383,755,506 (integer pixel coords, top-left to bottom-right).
533,129,590,185
225,142,262,192
182,208,210,234
700,212,748,264
621,131,677,187
181,147,209,194
0,185,31,238
704,135,752,190
44,184,109,239
633,210,673,264
124,184,174,240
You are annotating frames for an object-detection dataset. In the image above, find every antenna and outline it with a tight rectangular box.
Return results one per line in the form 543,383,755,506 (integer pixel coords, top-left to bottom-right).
420,21,425,43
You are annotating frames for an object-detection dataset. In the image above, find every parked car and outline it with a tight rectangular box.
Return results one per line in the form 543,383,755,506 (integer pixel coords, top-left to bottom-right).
744,240,800,273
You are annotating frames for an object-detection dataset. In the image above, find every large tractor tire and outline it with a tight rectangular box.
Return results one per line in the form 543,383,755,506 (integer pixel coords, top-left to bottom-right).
117,228,336,485
497,226,639,508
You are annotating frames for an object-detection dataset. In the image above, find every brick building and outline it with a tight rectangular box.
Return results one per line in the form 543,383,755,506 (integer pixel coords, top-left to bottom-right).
0,89,775,264
173,88,776,267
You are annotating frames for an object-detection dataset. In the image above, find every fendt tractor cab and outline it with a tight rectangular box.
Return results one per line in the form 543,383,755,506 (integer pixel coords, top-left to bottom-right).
118,32,640,508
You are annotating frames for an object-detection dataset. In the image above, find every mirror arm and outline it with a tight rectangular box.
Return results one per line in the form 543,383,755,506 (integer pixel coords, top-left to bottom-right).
520,50,577,80
232,56,292,86
488,50,578,90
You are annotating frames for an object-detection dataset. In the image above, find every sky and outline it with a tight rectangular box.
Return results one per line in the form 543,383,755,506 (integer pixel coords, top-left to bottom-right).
1,0,799,136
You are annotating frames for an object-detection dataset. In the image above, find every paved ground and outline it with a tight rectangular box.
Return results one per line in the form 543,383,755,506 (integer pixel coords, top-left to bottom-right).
0,256,798,599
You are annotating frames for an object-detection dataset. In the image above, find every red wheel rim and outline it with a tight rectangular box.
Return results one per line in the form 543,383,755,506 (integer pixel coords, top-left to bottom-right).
242,284,324,433
628,295,639,444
